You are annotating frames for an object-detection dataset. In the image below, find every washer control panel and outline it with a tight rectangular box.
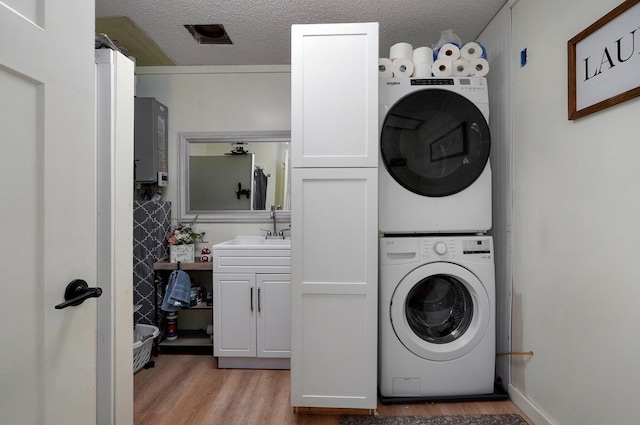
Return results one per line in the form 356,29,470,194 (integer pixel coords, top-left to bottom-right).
434,241,448,255
419,237,492,261
420,239,457,259
380,236,493,265
463,238,491,254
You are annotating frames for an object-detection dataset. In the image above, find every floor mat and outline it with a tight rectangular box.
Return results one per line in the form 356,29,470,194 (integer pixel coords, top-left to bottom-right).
339,414,528,425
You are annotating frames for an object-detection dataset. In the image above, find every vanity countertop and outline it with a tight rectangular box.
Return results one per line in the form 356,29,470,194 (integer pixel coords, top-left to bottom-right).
212,235,291,249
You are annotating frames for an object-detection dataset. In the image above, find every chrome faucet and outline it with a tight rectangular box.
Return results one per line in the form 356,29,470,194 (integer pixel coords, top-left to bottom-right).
261,205,288,238
270,205,277,236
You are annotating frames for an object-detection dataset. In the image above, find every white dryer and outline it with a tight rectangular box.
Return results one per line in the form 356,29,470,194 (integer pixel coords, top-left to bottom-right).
379,77,491,234
379,236,495,399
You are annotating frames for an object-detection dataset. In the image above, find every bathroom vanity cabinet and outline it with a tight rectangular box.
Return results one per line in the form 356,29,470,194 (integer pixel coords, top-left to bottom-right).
153,259,213,353
213,273,291,369
212,237,291,369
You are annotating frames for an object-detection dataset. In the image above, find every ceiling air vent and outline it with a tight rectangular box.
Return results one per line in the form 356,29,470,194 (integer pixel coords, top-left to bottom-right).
184,24,233,44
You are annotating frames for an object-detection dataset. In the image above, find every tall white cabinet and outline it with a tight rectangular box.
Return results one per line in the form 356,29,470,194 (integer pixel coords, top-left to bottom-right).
290,22,379,410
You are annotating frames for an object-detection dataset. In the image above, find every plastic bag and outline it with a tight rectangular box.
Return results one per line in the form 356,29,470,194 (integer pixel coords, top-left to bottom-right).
432,29,462,49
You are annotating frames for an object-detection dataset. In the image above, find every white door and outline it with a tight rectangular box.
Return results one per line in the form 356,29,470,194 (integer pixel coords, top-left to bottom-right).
0,1,99,424
290,167,378,409
256,273,291,358
291,22,379,168
214,273,257,357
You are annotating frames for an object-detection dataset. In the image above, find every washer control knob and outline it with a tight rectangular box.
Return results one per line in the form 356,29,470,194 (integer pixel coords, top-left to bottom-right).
434,242,448,255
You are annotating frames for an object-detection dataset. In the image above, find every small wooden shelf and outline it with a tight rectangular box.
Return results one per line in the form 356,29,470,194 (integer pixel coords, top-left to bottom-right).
158,330,213,354
153,258,214,355
153,257,213,271
159,329,212,346
185,301,212,310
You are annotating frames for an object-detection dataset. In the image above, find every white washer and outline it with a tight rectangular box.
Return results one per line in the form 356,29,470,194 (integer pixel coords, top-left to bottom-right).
379,77,492,234
379,236,495,399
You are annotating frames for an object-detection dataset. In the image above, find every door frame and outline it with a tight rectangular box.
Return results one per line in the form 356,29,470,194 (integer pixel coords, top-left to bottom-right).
95,49,135,425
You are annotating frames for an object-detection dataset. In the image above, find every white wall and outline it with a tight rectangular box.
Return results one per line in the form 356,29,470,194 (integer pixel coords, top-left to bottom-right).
510,0,640,424
135,66,291,244
478,4,513,389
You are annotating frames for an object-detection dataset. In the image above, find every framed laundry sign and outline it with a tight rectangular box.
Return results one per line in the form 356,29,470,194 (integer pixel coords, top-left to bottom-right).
568,0,640,120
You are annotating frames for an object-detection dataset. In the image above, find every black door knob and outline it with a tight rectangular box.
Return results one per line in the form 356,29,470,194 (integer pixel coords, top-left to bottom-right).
55,279,102,309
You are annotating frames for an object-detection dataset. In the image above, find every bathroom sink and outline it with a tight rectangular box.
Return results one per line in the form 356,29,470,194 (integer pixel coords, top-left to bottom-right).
214,235,291,248
212,236,291,273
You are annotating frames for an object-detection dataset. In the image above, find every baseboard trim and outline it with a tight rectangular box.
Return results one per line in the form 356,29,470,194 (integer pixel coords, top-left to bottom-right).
379,383,509,405
293,406,376,416
508,384,556,425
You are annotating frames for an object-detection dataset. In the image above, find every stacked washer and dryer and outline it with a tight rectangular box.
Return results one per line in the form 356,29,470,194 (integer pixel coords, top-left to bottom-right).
378,76,497,402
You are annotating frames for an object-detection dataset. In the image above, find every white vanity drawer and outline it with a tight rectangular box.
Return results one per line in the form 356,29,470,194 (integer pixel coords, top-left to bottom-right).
213,249,291,274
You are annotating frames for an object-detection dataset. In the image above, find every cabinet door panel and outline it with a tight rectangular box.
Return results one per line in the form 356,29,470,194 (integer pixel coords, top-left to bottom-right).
299,291,370,399
291,22,379,168
292,168,377,285
291,168,378,408
214,273,256,357
256,274,291,358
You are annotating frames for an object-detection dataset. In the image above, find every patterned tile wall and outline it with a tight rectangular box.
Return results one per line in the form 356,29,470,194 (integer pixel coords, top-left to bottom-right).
133,201,171,327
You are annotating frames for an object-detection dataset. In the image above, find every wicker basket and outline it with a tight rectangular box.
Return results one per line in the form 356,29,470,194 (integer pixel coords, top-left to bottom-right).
133,324,159,374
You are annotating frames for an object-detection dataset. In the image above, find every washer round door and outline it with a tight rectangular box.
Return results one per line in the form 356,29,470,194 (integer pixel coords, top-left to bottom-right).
380,88,491,197
390,262,490,361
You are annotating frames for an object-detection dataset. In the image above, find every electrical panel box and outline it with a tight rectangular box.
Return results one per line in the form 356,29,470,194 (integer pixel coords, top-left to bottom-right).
134,97,168,184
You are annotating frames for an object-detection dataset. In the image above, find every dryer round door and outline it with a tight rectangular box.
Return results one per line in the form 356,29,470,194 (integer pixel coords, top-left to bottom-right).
381,88,491,197
390,262,490,361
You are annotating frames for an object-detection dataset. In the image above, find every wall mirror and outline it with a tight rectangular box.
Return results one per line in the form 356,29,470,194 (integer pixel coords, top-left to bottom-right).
178,131,291,222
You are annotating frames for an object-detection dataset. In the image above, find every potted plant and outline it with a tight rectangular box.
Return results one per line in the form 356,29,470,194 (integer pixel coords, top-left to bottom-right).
168,218,205,263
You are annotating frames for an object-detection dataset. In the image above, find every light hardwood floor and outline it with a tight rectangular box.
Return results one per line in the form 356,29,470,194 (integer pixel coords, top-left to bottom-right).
134,354,532,425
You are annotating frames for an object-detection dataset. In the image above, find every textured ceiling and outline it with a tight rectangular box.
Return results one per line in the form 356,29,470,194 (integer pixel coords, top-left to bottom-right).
95,0,507,66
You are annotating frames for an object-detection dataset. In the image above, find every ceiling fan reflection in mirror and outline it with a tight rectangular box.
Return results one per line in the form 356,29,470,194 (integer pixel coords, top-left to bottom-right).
226,143,250,155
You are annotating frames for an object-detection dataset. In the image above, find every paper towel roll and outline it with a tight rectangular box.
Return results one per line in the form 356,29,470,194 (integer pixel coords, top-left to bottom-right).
436,43,461,61
469,58,490,77
412,46,434,64
460,42,486,60
432,59,453,77
390,42,413,60
412,62,432,78
379,58,393,78
452,59,470,77
392,58,414,78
